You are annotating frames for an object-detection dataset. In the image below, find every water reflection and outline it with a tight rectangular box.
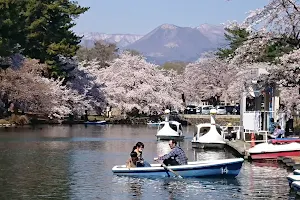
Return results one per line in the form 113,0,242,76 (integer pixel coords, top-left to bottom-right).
0,125,298,200
193,148,235,161
0,141,70,199
156,141,171,157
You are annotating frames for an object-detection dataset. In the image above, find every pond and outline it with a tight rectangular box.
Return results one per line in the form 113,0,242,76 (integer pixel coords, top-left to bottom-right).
0,124,297,200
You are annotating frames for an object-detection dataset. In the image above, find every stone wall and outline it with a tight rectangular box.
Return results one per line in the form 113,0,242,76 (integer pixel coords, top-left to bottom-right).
179,114,240,126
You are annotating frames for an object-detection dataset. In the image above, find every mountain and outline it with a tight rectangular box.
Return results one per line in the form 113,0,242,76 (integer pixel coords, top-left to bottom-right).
125,24,225,64
79,24,226,64
196,24,226,44
80,33,143,48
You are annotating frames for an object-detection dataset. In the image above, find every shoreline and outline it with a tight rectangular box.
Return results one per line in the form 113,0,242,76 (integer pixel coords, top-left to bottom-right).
0,114,241,127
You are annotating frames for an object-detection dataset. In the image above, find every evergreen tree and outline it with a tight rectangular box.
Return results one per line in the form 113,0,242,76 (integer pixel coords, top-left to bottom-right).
0,0,24,69
216,27,249,59
76,41,119,67
21,0,89,77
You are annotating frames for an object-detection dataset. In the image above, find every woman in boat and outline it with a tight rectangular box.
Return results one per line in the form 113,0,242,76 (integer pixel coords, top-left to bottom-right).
132,142,151,167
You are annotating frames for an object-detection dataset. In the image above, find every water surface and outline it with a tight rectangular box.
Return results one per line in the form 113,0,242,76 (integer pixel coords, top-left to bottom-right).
0,125,297,200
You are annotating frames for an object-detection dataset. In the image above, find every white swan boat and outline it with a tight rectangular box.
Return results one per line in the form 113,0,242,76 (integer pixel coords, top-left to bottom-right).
191,109,225,148
248,142,300,160
156,110,184,141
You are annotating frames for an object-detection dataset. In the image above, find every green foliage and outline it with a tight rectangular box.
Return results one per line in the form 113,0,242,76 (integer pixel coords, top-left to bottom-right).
77,41,119,66
263,37,299,63
22,0,89,76
123,49,141,56
216,27,250,59
159,61,187,74
0,0,89,76
216,27,299,63
0,0,24,68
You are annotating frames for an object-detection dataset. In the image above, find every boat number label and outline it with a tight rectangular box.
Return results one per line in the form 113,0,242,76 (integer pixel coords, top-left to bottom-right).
221,166,228,174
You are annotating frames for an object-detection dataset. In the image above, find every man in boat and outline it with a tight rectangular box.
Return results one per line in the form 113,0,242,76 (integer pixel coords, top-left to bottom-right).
154,139,188,166
126,152,139,168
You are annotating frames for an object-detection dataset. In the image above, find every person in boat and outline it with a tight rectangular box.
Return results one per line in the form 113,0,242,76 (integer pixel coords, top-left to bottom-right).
268,125,285,139
269,118,277,134
154,139,188,166
132,142,151,167
126,151,139,168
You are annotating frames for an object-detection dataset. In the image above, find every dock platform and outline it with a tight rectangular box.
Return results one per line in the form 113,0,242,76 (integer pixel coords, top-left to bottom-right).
278,156,300,170
226,140,251,159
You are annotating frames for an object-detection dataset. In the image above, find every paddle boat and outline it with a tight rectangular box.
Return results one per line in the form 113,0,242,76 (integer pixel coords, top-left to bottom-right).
147,121,161,127
291,181,300,194
287,174,300,187
112,158,244,178
156,109,184,141
270,138,300,144
84,120,107,125
248,142,300,160
295,170,300,175
191,109,225,149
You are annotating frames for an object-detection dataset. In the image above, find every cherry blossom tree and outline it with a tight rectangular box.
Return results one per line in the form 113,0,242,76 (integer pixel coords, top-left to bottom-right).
243,0,300,39
81,53,183,114
182,56,243,103
279,86,300,111
61,56,107,114
224,1,300,112
0,59,90,119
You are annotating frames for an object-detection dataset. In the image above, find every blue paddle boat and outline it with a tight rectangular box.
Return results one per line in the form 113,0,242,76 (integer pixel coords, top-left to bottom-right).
295,170,300,175
147,121,161,127
292,181,300,194
287,174,300,187
112,158,244,178
84,120,107,125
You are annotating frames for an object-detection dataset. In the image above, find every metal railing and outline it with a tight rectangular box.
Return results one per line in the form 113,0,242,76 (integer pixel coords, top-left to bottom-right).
243,129,269,143
221,125,269,143
221,126,242,140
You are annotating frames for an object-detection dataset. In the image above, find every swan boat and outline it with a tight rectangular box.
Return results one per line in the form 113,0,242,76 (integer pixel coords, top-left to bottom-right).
112,158,244,178
156,110,184,141
191,109,226,148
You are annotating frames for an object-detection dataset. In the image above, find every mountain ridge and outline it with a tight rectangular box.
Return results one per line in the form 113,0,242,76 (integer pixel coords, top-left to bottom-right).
79,23,226,64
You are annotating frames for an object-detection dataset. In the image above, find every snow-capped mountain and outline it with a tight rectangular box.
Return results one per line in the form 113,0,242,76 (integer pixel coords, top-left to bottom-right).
196,23,226,44
79,24,226,64
125,24,223,64
80,33,143,47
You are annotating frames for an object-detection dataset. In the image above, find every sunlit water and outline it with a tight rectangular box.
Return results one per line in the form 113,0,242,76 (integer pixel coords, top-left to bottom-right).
0,124,298,200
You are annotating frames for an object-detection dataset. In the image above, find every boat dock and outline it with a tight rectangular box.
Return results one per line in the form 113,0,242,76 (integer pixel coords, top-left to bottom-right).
278,156,300,170
226,140,251,159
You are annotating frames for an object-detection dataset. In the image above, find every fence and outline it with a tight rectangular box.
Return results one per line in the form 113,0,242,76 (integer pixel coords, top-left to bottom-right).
221,125,269,143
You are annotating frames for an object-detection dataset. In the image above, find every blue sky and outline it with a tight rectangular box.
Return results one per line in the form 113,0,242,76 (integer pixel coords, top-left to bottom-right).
73,0,267,35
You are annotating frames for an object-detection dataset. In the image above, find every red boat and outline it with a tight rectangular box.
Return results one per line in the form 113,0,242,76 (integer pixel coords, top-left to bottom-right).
248,142,300,160
270,138,300,144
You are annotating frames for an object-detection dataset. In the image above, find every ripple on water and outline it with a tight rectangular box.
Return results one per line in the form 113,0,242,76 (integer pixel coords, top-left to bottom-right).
0,125,298,200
